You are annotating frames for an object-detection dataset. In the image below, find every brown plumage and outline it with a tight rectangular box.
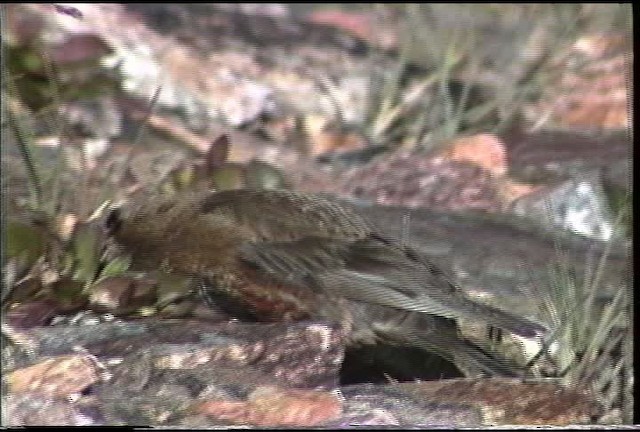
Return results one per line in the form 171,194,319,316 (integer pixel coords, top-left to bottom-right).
106,188,547,377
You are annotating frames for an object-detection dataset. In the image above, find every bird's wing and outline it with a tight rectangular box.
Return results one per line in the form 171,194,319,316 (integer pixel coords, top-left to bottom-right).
198,189,372,242
331,237,548,337
240,233,547,337
239,236,352,282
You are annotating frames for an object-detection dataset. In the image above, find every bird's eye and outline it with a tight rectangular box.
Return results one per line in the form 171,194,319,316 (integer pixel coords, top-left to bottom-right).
104,208,123,235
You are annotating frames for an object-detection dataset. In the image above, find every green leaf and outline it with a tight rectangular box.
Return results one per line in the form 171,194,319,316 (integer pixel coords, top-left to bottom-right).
244,160,289,190
6,220,46,267
96,255,132,284
172,165,196,189
210,163,246,191
71,223,101,285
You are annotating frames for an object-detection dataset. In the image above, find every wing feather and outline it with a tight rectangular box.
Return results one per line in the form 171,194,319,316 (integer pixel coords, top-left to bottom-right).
239,233,547,337
200,189,371,241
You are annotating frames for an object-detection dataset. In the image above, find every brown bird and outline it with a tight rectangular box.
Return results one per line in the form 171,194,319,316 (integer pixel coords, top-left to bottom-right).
105,188,548,377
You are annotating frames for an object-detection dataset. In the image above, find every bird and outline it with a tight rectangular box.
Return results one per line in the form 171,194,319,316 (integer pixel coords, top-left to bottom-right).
105,188,548,377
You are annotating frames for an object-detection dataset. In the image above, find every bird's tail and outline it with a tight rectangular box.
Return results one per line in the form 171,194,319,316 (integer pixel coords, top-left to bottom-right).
403,330,522,378
461,299,548,339
376,312,524,378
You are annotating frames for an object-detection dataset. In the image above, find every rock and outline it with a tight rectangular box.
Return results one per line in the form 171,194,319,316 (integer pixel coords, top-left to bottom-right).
2,318,602,426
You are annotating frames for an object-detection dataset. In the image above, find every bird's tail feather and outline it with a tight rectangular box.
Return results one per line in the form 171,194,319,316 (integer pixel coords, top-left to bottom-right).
405,332,522,378
462,300,548,339
378,317,524,378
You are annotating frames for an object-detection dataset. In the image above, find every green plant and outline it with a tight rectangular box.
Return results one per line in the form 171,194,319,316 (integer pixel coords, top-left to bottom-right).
349,4,631,154
529,202,632,423
1,5,132,309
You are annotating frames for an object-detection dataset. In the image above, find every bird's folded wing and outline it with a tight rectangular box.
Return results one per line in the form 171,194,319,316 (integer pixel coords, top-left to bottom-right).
238,235,477,317
240,235,547,337
200,189,372,241
239,236,351,278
